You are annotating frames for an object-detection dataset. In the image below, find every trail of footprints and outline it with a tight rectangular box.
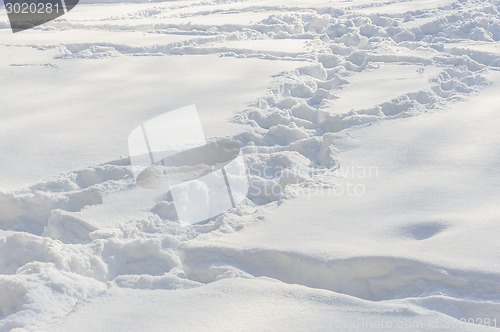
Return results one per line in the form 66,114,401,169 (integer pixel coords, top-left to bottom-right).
1,0,500,328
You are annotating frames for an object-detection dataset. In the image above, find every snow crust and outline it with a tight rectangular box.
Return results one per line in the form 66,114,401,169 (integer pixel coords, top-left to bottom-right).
1,0,499,330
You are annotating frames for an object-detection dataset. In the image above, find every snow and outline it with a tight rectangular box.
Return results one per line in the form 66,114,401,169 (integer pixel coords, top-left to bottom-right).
322,64,441,114
1,0,500,331
182,70,500,286
49,278,495,332
0,53,302,191
201,39,313,56
353,0,456,15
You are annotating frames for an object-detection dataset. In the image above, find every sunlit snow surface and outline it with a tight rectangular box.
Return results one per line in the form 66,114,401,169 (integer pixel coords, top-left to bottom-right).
0,0,500,331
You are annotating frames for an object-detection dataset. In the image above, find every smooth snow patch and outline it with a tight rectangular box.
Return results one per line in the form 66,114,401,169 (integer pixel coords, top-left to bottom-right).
323,64,440,114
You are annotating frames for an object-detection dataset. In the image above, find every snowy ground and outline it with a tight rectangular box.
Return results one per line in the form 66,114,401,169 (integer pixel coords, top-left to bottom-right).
1,0,499,331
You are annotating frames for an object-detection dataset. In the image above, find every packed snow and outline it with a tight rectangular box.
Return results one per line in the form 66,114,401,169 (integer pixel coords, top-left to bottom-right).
0,0,499,331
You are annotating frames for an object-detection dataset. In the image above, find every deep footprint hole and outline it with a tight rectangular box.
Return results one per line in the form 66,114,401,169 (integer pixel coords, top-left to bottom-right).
399,221,450,240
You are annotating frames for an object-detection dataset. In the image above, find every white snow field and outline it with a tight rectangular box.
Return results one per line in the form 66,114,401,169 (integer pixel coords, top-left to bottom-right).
1,0,500,331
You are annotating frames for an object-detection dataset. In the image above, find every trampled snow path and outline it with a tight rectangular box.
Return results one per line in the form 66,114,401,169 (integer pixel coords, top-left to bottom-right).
1,0,500,330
